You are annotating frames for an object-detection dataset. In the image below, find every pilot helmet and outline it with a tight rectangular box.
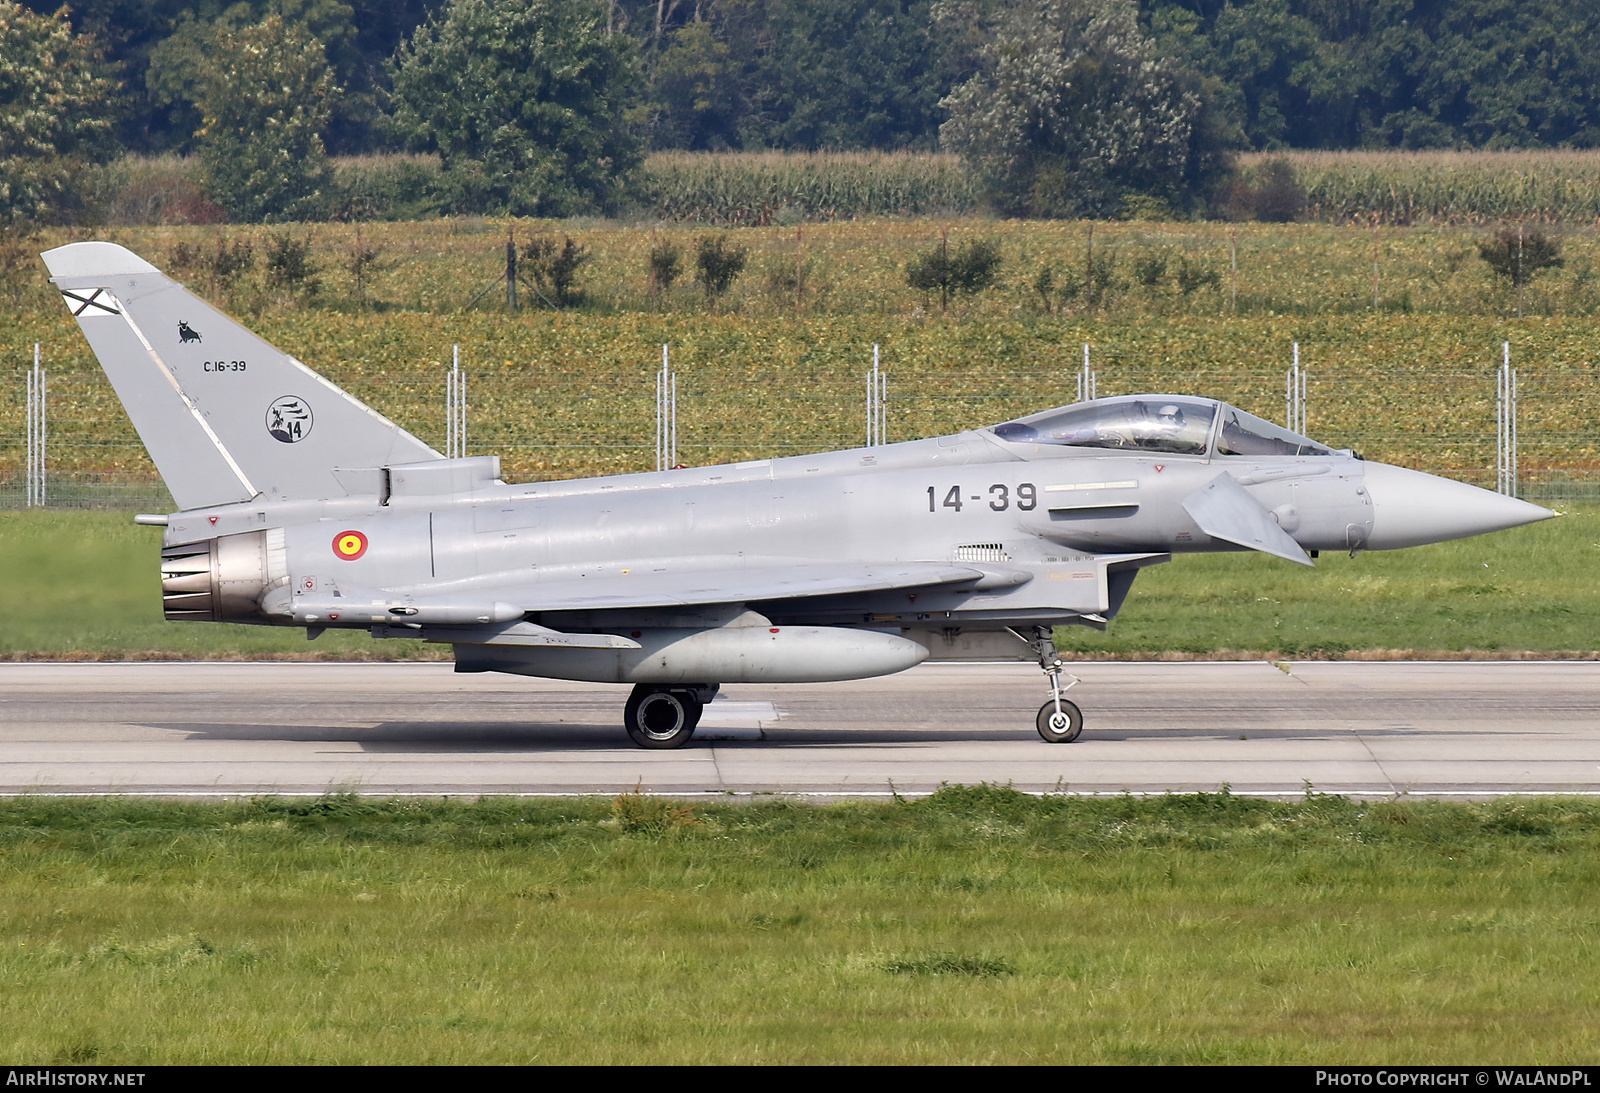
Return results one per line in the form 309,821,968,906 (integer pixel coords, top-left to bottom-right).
1156,403,1184,427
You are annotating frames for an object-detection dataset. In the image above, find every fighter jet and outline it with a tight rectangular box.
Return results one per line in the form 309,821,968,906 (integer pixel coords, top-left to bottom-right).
42,242,1555,748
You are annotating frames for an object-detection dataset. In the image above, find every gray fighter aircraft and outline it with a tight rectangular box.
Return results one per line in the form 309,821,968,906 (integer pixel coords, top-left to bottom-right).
42,242,1555,748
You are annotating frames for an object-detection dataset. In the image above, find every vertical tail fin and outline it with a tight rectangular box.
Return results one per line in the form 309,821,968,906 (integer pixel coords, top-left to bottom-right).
41,241,440,510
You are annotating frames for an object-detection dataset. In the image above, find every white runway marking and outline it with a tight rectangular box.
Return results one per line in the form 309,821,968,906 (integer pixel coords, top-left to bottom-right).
694,699,778,740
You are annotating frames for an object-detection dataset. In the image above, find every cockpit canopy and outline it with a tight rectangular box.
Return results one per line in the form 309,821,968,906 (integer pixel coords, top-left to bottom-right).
991,395,1333,458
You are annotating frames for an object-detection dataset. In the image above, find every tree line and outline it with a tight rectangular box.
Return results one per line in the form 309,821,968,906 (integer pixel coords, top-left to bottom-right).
6,0,1600,227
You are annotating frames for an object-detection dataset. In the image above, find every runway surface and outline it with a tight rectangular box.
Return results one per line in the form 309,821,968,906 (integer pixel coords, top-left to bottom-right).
2,660,1599,799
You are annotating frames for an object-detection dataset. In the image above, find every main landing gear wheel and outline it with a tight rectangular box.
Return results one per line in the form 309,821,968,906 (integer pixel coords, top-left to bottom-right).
624,685,703,749
1036,699,1083,743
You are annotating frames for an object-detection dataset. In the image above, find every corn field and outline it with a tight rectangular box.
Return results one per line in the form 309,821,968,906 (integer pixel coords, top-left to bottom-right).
71,149,1600,227
635,151,982,225
1254,150,1600,226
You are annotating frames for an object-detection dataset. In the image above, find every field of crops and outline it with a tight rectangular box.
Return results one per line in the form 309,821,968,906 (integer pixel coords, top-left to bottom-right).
636,151,982,224
6,216,1600,503
1258,150,1600,225
81,149,1600,227
647,148,1600,226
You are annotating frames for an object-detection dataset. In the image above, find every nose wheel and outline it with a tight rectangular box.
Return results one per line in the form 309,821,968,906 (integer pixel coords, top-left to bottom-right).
1036,695,1083,743
1013,625,1084,743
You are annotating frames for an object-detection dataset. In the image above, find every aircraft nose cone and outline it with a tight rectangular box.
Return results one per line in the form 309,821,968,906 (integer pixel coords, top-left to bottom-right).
1362,462,1556,549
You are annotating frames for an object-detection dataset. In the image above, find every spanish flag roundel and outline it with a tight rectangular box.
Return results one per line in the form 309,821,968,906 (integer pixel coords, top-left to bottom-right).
333,530,368,561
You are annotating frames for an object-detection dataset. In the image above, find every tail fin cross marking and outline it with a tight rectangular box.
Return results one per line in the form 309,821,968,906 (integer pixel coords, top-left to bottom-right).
60,288,120,317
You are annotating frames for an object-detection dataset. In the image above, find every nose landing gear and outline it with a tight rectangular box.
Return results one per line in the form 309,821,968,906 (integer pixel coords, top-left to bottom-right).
1016,625,1083,743
1035,683,1083,744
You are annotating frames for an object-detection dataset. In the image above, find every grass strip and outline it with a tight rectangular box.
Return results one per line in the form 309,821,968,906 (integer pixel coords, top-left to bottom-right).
0,787,1597,1063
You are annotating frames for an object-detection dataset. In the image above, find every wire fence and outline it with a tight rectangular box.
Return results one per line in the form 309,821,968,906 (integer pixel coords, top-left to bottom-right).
6,345,1599,510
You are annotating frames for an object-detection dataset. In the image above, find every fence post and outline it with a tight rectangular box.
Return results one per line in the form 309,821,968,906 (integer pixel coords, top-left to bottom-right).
26,343,45,507
446,344,466,459
796,225,805,320
26,346,34,506
506,229,517,313
1228,226,1238,313
866,344,885,447
657,344,676,471
1285,342,1306,435
1497,342,1518,497
1372,217,1381,310
1083,225,1094,309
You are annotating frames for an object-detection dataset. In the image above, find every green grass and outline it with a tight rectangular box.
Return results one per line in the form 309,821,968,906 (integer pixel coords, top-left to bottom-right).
1,509,1591,659
0,511,437,659
1061,505,1600,658
0,788,1597,1063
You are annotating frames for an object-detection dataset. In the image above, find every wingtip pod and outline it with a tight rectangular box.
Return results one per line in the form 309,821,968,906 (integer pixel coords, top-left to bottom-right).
1362,462,1557,550
41,241,160,280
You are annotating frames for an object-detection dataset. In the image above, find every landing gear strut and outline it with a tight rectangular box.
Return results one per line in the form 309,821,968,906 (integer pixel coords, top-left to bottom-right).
1018,626,1082,743
623,684,717,749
